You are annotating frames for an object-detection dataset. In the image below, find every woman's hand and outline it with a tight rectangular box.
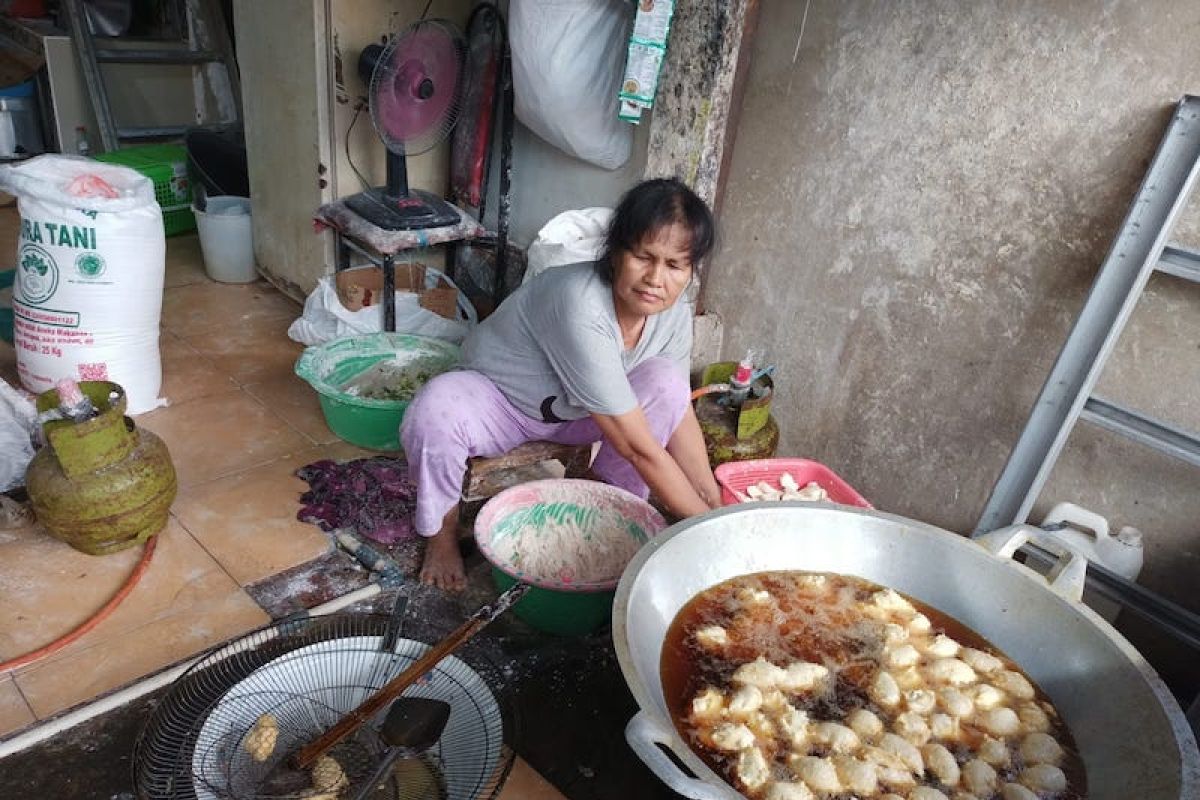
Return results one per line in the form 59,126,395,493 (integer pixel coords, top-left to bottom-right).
591,407,712,518
668,405,723,509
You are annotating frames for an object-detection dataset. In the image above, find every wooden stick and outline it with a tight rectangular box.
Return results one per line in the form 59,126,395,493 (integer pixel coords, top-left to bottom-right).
293,581,531,769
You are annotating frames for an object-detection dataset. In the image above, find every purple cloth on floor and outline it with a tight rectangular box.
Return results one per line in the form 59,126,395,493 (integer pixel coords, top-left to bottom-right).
295,456,418,544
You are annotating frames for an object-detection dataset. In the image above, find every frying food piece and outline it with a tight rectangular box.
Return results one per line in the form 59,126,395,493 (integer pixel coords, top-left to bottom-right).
894,666,925,691
971,684,1006,710
994,670,1036,701
923,742,961,787
695,625,728,649
886,644,921,669
777,706,810,746
1017,702,1052,733
788,755,842,794
910,788,950,800
905,689,937,715
811,721,860,753
1020,763,1068,793
873,589,915,614
846,708,884,740
928,713,960,741
311,755,348,792
925,634,961,658
243,713,278,762
893,711,932,746
883,622,910,644
736,747,771,790
1020,731,1065,765
878,732,924,774
937,687,975,718
691,687,726,721
711,722,756,751
796,574,827,594
870,671,902,707
908,613,933,633
733,657,788,689
979,706,1022,738
779,662,830,692
746,711,777,740
925,658,977,686
832,754,878,795
728,685,764,718
977,736,1011,767
737,586,773,606
764,780,814,800
959,647,1003,674
962,758,999,796
1001,783,1040,800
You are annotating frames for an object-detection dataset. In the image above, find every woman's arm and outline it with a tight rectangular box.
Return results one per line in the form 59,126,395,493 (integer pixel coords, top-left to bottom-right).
666,404,722,509
591,407,713,518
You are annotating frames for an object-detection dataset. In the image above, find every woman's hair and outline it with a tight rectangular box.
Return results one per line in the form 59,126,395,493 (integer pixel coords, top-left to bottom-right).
595,177,716,283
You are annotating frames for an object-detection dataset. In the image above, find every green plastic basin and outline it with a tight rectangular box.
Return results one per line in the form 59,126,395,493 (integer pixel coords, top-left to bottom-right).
475,479,667,637
294,332,460,451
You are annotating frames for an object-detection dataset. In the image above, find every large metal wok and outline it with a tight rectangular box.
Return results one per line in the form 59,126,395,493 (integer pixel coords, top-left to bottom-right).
612,503,1200,800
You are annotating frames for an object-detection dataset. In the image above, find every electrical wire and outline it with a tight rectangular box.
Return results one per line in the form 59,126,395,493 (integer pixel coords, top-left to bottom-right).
345,98,373,193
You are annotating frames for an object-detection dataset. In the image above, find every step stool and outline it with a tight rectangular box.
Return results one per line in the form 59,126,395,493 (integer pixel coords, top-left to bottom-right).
458,441,593,524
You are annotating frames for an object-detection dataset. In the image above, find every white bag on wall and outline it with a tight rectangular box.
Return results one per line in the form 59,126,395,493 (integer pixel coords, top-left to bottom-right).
524,207,613,285
0,156,166,414
510,0,633,170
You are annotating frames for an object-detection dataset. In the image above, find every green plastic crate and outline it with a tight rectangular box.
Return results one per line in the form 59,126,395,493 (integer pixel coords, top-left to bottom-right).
94,144,196,236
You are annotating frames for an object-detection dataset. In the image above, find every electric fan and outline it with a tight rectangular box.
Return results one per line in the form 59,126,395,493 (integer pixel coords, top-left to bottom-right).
347,19,466,231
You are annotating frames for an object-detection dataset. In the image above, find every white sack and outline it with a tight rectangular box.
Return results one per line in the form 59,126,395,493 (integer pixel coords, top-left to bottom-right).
524,207,613,285
0,155,165,414
288,276,470,347
0,378,36,492
510,0,633,170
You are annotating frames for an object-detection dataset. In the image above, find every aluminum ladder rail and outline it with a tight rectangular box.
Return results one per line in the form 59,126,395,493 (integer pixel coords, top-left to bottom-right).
61,0,241,152
973,96,1200,650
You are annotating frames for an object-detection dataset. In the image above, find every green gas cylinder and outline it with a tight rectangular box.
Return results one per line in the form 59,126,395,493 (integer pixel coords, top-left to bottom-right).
25,381,176,555
695,361,780,468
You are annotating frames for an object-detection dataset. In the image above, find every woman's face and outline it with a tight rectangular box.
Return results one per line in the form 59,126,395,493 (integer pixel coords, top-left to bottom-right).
611,222,694,320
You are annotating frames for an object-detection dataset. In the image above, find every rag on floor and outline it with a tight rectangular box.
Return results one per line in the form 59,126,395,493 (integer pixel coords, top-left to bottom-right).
296,456,418,544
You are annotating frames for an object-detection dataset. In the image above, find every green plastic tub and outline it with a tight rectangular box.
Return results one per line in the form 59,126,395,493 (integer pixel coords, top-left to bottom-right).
294,332,460,451
475,479,667,636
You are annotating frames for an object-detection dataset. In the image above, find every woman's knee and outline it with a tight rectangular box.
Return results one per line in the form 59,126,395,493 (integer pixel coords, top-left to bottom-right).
400,371,488,447
628,357,690,412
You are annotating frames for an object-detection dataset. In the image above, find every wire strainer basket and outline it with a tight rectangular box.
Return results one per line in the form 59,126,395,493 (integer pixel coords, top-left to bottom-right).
134,614,515,800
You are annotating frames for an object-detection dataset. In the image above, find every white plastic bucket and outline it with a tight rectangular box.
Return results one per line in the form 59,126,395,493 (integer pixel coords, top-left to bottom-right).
193,196,255,283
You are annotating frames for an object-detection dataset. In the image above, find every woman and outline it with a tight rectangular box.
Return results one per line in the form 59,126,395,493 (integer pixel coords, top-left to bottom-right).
401,178,722,590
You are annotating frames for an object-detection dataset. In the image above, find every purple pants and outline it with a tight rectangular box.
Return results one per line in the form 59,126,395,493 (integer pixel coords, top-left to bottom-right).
400,357,690,535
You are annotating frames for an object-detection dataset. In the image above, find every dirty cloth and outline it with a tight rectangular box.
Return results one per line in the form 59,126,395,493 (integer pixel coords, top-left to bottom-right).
400,357,689,536
295,457,418,544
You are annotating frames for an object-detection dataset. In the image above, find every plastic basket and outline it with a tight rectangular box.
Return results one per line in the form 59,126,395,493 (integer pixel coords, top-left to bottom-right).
714,458,872,508
94,144,196,236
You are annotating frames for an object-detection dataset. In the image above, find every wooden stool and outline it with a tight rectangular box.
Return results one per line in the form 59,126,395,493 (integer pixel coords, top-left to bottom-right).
459,441,593,522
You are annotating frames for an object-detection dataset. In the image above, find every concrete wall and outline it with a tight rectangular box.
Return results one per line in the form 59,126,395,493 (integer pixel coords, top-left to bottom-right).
707,1,1200,689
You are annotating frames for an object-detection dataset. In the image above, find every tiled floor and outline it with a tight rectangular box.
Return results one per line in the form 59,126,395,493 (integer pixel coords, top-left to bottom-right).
0,210,372,735
0,208,568,799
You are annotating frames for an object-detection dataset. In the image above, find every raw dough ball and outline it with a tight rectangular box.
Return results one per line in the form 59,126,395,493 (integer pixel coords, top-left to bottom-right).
971,684,1006,710
929,713,960,741
832,755,879,795
923,743,961,787
871,671,902,707
1020,732,1064,766
737,747,771,790
847,708,885,740
729,685,764,718
312,755,348,792
711,722,756,751
979,707,1021,738
962,759,999,797
243,713,278,762
1017,702,1052,734
695,625,728,649
789,755,842,794
1020,763,1068,793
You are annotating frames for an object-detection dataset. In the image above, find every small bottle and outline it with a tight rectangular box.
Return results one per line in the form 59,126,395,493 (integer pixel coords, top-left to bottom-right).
75,126,91,157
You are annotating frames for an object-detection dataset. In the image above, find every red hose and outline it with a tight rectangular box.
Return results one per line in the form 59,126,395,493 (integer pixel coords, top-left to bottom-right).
0,535,158,674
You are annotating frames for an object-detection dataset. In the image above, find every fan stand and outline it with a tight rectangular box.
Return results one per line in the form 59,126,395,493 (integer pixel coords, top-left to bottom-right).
345,148,461,231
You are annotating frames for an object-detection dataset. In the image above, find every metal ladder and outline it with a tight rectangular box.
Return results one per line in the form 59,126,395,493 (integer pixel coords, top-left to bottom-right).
973,95,1200,649
61,0,241,152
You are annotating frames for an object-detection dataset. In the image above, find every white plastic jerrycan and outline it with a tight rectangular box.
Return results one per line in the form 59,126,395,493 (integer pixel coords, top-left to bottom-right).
1040,502,1144,622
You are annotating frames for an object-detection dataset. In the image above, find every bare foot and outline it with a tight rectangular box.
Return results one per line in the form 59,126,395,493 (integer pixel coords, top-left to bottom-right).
420,528,466,591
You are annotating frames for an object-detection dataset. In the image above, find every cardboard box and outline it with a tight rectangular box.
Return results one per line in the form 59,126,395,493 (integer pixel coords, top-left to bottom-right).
334,263,458,320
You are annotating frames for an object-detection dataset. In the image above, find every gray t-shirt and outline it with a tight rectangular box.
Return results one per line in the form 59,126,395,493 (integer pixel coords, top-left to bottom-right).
460,262,692,422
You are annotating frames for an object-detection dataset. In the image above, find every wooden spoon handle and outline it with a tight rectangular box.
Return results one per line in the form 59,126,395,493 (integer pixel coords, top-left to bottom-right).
293,582,531,768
